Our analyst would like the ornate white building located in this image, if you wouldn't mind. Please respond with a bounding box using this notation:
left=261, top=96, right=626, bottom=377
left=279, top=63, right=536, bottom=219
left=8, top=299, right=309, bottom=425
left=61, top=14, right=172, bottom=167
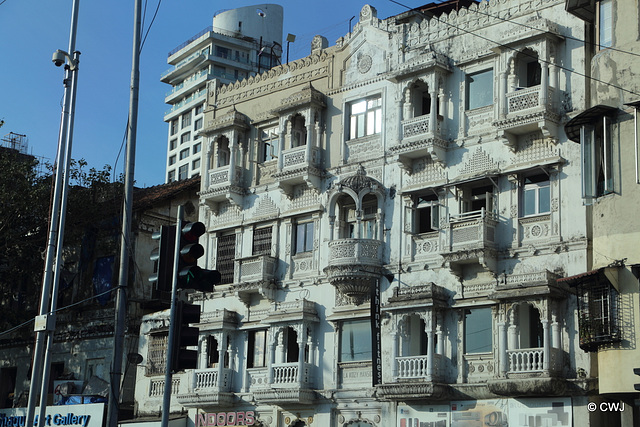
left=136, top=1, right=600, bottom=425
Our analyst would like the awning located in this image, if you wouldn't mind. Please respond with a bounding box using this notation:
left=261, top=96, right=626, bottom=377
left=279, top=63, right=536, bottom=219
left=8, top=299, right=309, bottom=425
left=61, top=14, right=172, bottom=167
left=557, top=266, right=619, bottom=291
left=564, top=104, right=618, bottom=143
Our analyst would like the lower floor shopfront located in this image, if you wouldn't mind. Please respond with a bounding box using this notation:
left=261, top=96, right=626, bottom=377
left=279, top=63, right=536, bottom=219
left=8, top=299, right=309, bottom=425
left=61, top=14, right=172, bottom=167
left=183, top=396, right=596, bottom=427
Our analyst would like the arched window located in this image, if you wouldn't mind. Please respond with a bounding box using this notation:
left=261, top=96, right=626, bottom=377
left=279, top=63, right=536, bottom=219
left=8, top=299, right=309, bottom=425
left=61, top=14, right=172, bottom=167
left=291, top=114, right=307, bottom=147
left=217, top=136, right=230, bottom=167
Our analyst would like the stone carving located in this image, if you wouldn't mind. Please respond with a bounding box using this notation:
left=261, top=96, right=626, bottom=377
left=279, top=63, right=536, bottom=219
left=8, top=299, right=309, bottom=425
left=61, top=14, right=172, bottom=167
left=458, top=147, right=499, bottom=176
left=357, top=53, right=373, bottom=74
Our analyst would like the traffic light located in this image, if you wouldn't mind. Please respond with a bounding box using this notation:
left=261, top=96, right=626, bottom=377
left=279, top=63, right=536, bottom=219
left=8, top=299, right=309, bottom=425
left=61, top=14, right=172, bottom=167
left=171, top=301, right=200, bottom=371
left=177, top=221, right=221, bottom=291
left=149, top=225, right=176, bottom=303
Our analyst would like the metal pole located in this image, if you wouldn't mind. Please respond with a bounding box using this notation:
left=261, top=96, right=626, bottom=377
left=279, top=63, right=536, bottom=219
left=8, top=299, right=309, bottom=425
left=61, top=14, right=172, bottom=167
left=106, top=0, right=141, bottom=424
left=25, top=1, right=80, bottom=425
left=37, top=48, right=81, bottom=421
left=161, top=206, right=184, bottom=427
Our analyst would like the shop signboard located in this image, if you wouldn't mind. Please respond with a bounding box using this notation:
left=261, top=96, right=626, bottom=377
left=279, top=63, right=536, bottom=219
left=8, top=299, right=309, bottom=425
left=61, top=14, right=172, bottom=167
left=195, top=411, right=256, bottom=426
left=0, top=403, right=104, bottom=427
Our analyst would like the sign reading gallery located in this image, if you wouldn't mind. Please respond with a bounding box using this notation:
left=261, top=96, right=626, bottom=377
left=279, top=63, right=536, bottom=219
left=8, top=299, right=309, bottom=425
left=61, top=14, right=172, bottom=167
left=0, top=404, right=104, bottom=427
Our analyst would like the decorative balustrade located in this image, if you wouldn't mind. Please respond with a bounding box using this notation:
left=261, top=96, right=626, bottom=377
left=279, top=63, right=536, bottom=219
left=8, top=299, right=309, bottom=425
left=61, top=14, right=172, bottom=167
left=272, top=363, right=298, bottom=385
left=247, top=367, right=270, bottom=390
left=149, top=378, right=179, bottom=397
left=237, top=255, right=277, bottom=283
left=448, top=209, right=498, bottom=251
left=507, top=347, right=561, bottom=374
left=191, top=367, right=231, bottom=391
left=327, top=238, right=384, bottom=267
left=396, top=354, right=442, bottom=380
left=506, top=86, right=555, bottom=114
left=280, top=145, right=319, bottom=170
left=518, top=214, right=552, bottom=244
left=402, top=114, right=431, bottom=138
left=207, top=165, right=242, bottom=189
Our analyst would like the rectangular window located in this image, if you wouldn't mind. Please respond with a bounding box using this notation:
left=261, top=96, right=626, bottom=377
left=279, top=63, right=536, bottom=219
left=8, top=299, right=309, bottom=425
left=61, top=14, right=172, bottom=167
left=168, top=155, right=176, bottom=166
left=194, top=118, right=203, bottom=131
left=415, top=194, right=440, bottom=233
left=193, top=142, right=201, bottom=154
left=147, top=332, right=168, bottom=375
left=295, top=221, right=314, bottom=254
left=181, top=111, right=192, bottom=128
left=169, top=139, right=177, bottom=151
left=214, top=65, right=226, bottom=79
left=195, top=104, right=204, bottom=115
left=167, top=170, right=175, bottom=182
left=192, top=158, right=200, bottom=171
left=581, top=115, right=614, bottom=203
left=340, top=319, right=372, bottom=362
left=170, top=120, right=178, bottom=136
left=181, top=132, right=191, bottom=144
left=522, top=175, right=550, bottom=216
left=216, top=45, right=231, bottom=59
left=466, top=69, right=494, bottom=110
left=179, top=148, right=189, bottom=160
left=598, top=0, right=613, bottom=49
left=259, top=126, right=279, bottom=163
left=464, top=308, right=492, bottom=354
left=247, top=330, right=267, bottom=368
left=216, top=233, right=236, bottom=284
left=252, top=226, right=272, bottom=256
left=178, top=164, right=188, bottom=180
left=349, top=96, right=382, bottom=140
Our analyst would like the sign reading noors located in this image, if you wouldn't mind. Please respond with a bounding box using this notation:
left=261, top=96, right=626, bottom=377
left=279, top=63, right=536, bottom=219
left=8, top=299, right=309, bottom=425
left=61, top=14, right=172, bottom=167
left=196, top=411, right=256, bottom=427
left=0, top=403, right=104, bottom=427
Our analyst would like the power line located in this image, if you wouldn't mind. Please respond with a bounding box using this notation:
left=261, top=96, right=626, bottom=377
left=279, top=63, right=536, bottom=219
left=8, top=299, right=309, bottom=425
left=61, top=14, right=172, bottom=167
left=387, top=0, right=640, bottom=99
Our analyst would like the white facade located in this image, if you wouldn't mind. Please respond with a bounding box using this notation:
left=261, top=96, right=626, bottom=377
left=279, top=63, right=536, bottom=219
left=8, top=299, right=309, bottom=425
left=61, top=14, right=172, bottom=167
left=138, top=1, right=599, bottom=426
left=163, top=4, right=283, bottom=184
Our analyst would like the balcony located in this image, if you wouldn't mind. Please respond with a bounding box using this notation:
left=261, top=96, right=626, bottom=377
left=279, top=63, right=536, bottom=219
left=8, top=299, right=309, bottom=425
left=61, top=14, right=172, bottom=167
left=248, top=363, right=316, bottom=405
left=396, top=354, right=444, bottom=381
left=233, top=255, right=278, bottom=304
left=201, top=165, right=245, bottom=211
left=494, top=85, right=561, bottom=148
left=324, top=238, right=384, bottom=304
left=442, top=209, right=498, bottom=275
left=507, top=347, right=562, bottom=376
left=377, top=354, right=449, bottom=401
left=161, top=53, right=207, bottom=85
left=390, top=114, right=447, bottom=170
left=273, top=145, right=322, bottom=196
left=176, top=368, right=235, bottom=406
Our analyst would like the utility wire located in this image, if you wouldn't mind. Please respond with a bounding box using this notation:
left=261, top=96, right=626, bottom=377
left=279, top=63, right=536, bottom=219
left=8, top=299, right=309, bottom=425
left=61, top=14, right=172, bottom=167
left=387, top=0, right=640, bottom=99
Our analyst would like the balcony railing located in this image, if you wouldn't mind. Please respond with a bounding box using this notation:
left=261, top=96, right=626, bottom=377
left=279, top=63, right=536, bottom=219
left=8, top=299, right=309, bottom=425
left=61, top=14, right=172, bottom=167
left=396, top=354, right=442, bottom=380
left=272, top=362, right=313, bottom=388
left=207, top=165, right=242, bottom=189
left=149, top=378, right=179, bottom=397
left=401, top=113, right=443, bottom=139
left=327, top=238, right=383, bottom=267
left=507, top=347, right=562, bottom=374
left=280, top=145, right=319, bottom=170
left=192, top=367, right=232, bottom=391
left=237, top=255, right=277, bottom=283
left=506, top=85, right=555, bottom=114
left=448, top=208, right=498, bottom=250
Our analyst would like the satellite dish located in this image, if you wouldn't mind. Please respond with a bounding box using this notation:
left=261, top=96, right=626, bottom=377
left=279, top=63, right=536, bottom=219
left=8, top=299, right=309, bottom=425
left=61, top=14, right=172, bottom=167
left=127, top=352, right=144, bottom=365
left=256, top=8, right=266, bottom=17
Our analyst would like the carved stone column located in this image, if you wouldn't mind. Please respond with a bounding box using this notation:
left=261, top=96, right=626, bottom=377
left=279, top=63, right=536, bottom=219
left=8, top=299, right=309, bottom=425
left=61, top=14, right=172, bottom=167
left=426, top=330, right=435, bottom=380
left=429, top=90, right=438, bottom=134
left=498, top=322, right=507, bottom=376
left=542, top=319, right=550, bottom=372
left=297, top=325, right=308, bottom=387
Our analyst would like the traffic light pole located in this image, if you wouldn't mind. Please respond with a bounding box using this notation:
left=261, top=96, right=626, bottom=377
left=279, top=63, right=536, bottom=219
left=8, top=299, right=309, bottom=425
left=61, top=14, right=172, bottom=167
left=161, top=205, right=183, bottom=427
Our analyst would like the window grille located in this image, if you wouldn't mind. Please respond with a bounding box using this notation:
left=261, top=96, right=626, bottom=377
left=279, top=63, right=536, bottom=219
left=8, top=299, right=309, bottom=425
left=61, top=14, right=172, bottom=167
left=147, top=332, right=168, bottom=375
left=576, top=275, right=621, bottom=352
left=252, top=227, right=272, bottom=256
left=217, top=234, right=236, bottom=284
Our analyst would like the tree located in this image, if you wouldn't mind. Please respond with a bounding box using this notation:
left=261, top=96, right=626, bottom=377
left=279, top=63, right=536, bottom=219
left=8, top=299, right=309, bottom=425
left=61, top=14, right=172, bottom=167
left=0, top=149, right=120, bottom=337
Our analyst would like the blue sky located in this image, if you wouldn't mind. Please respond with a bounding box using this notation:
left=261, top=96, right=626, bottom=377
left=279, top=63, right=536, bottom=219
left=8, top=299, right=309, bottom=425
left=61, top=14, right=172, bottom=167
left=0, top=1, right=415, bottom=187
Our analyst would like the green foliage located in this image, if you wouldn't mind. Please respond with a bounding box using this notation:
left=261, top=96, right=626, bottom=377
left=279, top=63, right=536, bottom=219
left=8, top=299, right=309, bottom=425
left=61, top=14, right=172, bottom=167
left=0, top=150, right=121, bottom=337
